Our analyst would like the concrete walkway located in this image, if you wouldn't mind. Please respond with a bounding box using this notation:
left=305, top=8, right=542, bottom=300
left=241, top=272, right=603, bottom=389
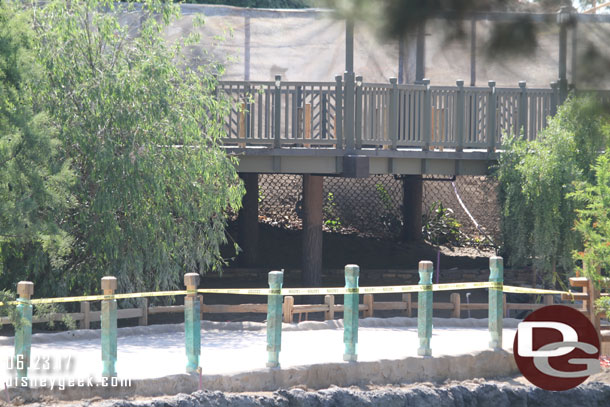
left=0, top=317, right=518, bottom=383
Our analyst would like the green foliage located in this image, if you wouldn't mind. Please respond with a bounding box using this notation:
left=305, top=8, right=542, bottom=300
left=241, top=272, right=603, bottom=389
left=570, top=153, right=610, bottom=314
left=181, top=0, right=310, bottom=8
left=323, top=192, right=342, bottom=232
left=375, top=183, right=402, bottom=236
left=0, top=2, right=74, bottom=284
left=497, top=96, right=609, bottom=284
left=422, top=201, right=463, bottom=247
left=15, top=0, right=245, bottom=296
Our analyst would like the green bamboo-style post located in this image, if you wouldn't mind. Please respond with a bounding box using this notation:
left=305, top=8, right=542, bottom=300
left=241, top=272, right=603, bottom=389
left=343, top=264, right=359, bottom=362
left=266, top=270, right=283, bottom=368
left=417, top=261, right=433, bottom=357
left=184, top=273, right=201, bottom=373
left=101, top=276, right=118, bottom=378
left=15, top=281, right=33, bottom=380
left=489, top=256, right=504, bottom=350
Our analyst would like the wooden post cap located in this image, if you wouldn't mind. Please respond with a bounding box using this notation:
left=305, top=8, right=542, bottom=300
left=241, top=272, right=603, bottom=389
left=184, top=273, right=200, bottom=289
left=17, top=281, right=34, bottom=298
left=101, top=276, right=117, bottom=292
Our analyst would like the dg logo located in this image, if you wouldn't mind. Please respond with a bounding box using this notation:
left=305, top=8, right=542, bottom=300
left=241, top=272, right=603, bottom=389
left=514, top=305, right=602, bottom=391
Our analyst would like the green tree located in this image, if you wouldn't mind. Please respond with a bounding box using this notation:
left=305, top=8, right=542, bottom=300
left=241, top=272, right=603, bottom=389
left=497, top=96, right=609, bottom=285
left=0, top=3, right=74, bottom=292
left=570, top=152, right=610, bottom=314
left=27, top=0, right=244, bottom=296
left=182, top=0, right=309, bottom=7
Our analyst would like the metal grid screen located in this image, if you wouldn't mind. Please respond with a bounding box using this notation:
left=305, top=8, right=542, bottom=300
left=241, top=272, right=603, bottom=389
left=257, top=174, right=500, bottom=245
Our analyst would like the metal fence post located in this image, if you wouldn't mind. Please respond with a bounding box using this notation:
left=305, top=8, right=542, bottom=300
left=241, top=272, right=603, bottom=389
left=15, top=281, right=33, bottom=380
left=355, top=75, right=363, bottom=149
left=344, top=71, right=355, bottom=150
left=550, top=81, right=559, bottom=117
left=343, top=264, right=359, bottom=362
left=456, top=80, right=465, bottom=152
left=487, top=80, right=497, bottom=152
left=422, top=79, right=431, bottom=151
left=184, top=273, right=201, bottom=373
left=389, top=77, right=398, bottom=150
left=335, top=75, right=344, bottom=149
left=518, top=81, right=528, bottom=140
left=101, top=276, right=118, bottom=378
left=489, top=256, right=504, bottom=350
left=417, top=261, right=433, bottom=356
left=273, top=75, right=281, bottom=148
left=266, top=270, right=284, bottom=368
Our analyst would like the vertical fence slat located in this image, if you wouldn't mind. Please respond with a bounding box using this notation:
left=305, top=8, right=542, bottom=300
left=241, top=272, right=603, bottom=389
left=274, top=76, right=281, bottom=148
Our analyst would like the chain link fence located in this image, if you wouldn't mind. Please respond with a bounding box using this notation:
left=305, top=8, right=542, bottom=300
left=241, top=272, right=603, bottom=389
left=257, top=173, right=501, bottom=245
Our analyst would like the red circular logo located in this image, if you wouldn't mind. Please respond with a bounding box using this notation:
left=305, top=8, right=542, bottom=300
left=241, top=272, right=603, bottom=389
left=513, top=305, right=601, bottom=391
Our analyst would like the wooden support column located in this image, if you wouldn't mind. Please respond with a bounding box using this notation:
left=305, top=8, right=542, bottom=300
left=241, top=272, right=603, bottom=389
left=302, top=175, right=324, bottom=298
left=238, top=173, right=259, bottom=266
left=402, top=175, right=423, bottom=242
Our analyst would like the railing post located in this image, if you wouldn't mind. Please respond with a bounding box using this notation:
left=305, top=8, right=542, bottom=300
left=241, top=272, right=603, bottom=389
left=489, top=256, right=504, bottom=350
left=324, top=294, right=335, bottom=320
left=335, top=75, right=344, bottom=149
left=389, top=77, right=398, bottom=150
left=343, top=264, right=359, bottom=361
left=487, top=80, right=497, bottom=152
left=550, top=81, right=559, bottom=117
left=518, top=81, right=528, bottom=140
left=80, top=301, right=91, bottom=329
left=266, top=270, right=284, bottom=368
left=417, top=261, right=433, bottom=356
left=245, top=83, right=251, bottom=141
left=282, top=295, right=294, bottom=323
left=456, top=80, right=465, bottom=152
left=15, top=281, right=33, bottom=380
left=422, top=79, right=431, bottom=151
left=184, top=273, right=201, bottom=373
left=101, top=276, right=118, bottom=378
left=344, top=71, right=355, bottom=150
left=355, top=75, right=363, bottom=149
left=273, top=75, right=281, bottom=148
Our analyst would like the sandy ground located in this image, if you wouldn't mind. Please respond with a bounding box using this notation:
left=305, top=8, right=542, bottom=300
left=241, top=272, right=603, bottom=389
left=0, top=318, right=518, bottom=381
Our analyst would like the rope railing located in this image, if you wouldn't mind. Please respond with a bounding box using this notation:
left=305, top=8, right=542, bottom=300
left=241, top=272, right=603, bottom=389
left=5, top=256, right=583, bottom=381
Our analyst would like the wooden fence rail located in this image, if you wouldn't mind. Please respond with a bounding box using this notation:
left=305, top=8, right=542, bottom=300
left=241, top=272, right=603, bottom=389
left=0, top=291, right=585, bottom=328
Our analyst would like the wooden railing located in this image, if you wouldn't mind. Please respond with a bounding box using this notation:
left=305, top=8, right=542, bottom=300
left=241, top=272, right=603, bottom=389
left=218, top=75, right=574, bottom=152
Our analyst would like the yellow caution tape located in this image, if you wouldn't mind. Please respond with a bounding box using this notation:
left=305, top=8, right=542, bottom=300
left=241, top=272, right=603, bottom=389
left=197, top=288, right=272, bottom=295
left=0, top=282, right=578, bottom=306
left=502, top=285, right=569, bottom=295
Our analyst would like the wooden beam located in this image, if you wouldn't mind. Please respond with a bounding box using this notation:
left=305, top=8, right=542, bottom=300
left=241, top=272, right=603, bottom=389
left=402, top=175, right=423, bottom=241
left=302, top=174, right=324, bottom=302
left=238, top=173, right=259, bottom=266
